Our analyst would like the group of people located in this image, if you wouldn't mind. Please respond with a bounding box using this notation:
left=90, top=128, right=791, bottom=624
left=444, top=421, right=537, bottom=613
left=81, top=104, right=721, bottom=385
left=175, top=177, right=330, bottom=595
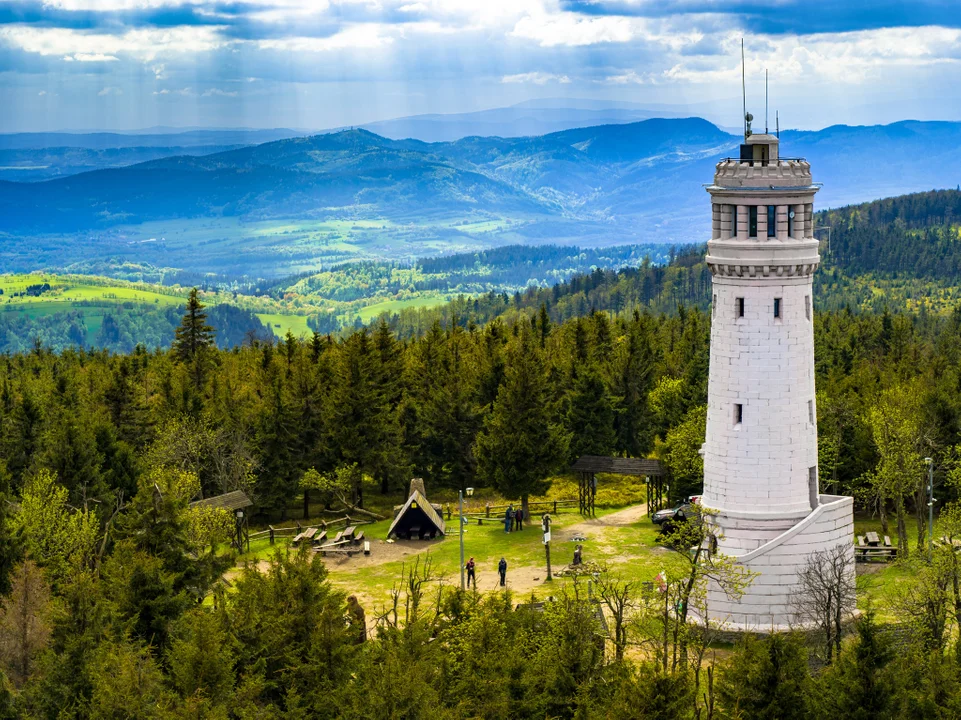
left=503, top=505, right=524, bottom=532
left=465, top=556, right=509, bottom=588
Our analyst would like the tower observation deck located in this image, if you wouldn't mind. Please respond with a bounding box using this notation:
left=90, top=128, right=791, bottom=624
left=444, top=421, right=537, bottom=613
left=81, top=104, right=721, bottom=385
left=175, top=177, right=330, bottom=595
left=701, top=127, right=854, bottom=630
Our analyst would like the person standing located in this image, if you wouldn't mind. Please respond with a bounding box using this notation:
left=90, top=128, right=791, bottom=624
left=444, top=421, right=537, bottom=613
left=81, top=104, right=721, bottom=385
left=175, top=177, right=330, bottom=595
left=515, top=507, right=524, bottom=531
left=466, top=557, right=476, bottom=589
left=498, top=557, right=508, bottom=587
left=504, top=505, right=514, bottom=533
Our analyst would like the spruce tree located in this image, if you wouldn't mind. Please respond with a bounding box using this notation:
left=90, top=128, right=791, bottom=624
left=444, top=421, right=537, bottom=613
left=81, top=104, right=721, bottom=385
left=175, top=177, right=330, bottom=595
left=567, top=366, right=616, bottom=460
left=475, top=328, right=569, bottom=518
left=716, top=633, right=810, bottom=720
left=173, top=289, right=215, bottom=363
left=173, top=289, right=215, bottom=389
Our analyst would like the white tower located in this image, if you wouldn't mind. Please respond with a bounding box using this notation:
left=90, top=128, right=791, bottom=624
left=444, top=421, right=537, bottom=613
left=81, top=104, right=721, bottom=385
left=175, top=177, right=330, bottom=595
left=701, top=121, right=854, bottom=629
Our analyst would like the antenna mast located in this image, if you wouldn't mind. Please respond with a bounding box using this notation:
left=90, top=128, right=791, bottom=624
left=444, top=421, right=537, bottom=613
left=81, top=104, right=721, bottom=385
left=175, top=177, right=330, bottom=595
left=741, top=39, right=747, bottom=139
left=765, top=69, right=769, bottom=134
left=776, top=111, right=779, bottom=139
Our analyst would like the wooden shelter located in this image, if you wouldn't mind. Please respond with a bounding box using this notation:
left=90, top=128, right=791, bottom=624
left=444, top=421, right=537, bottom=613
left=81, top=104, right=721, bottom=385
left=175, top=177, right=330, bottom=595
left=570, top=456, right=665, bottom=517
left=190, top=490, right=253, bottom=552
left=387, top=488, right=446, bottom=540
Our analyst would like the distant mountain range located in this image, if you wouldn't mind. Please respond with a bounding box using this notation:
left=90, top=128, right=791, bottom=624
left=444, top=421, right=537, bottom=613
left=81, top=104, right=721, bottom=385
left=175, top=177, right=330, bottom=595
left=2, top=116, right=961, bottom=277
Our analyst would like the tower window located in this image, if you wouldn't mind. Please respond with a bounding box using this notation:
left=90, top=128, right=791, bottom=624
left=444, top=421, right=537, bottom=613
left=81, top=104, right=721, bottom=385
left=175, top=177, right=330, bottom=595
left=731, top=205, right=738, bottom=236
left=767, top=205, right=776, bottom=237
left=788, top=208, right=795, bottom=237
left=734, top=404, right=743, bottom=425
left=808, top=400, right=814, bottom=423
left=774, top=298, right=781, bottom=318
left=749, top=206, right=758, bottom=238
left=805, top=295, right=811, bottom=320
left=809, top=466, right=819, bottom=509
left=736, top=297, right=744, bottom=318
left=712, top=293, right=717, bottom=317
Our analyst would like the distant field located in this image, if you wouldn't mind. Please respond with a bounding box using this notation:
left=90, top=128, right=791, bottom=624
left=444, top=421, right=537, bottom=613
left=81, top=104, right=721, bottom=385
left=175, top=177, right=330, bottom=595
left=356, top=295, right=449, bottom=323
left=2, top=212, right=525, bottom=279
left=0, top=274, right=183, bottom=307
left=255, top=312, right=313, bottom=338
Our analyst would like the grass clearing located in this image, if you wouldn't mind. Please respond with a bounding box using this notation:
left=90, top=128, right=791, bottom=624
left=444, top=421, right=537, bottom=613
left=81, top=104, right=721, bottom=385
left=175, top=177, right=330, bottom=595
left=255, top=313, right=312, bottom=339
left=356, top=295, right=449, bottom=323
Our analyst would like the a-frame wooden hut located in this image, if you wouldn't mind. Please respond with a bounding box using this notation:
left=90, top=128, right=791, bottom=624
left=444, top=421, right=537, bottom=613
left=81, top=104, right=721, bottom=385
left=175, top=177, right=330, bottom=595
left=387, top=487, right=446, bottom=540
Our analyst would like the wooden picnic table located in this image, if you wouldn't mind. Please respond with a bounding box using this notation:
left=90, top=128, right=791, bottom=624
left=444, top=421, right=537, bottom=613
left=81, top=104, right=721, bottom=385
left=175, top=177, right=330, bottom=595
left=856, top=533, right=896, bottom=562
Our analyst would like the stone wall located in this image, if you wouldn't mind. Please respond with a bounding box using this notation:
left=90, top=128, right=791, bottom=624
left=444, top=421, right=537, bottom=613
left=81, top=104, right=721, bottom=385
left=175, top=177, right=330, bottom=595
left=708, top=494, right=855, bottom=630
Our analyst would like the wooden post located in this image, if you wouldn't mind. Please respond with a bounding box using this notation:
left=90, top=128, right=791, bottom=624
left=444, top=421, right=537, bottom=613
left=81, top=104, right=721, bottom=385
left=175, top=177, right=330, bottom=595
left=553, top=500, right=558, bottom=514
left=269, top=525, right=275, bottom=545
left=486, top=504, right=490, bottom=518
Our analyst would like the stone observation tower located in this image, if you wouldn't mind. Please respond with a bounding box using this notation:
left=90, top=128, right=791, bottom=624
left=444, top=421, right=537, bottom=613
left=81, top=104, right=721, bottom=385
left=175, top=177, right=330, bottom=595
left=700, top=115, right=854, bottom=629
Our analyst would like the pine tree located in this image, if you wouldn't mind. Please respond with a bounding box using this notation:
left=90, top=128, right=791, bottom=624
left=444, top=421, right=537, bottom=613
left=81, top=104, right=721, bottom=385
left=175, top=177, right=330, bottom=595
left=567, top=365, right=616, bottom=460
left=613, top=313, right=655, bottom=457
left=813, top=609, right=895, bottom=720
left=173, top=289, right=215, bottom=363
left=475, top=328, right=570, bottom=518
left=172, top=289, right=215, bottom=388
left=716, top=633, right=810, bottom=720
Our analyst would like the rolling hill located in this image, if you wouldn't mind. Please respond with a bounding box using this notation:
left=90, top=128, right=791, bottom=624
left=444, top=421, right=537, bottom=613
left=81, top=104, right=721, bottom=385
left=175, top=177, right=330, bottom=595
left=2, top=118, right=961, bottom=278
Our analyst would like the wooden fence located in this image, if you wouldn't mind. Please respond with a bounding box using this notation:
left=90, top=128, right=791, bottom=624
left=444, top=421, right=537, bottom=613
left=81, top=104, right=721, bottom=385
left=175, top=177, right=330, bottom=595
left=444, top=499, right=578, bottom=523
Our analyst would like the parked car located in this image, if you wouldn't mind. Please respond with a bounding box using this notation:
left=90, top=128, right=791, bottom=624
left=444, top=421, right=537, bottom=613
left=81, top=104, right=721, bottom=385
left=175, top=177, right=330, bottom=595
left=652, top=503, right=693, bottom=527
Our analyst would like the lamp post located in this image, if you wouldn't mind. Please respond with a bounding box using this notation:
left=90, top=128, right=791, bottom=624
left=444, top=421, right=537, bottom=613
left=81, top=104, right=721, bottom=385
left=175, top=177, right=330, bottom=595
left=925, top=457, right=934, bottom=562
left=459, top=487, right=474, bottom=591
left=542, top=513, right=553, bottom=581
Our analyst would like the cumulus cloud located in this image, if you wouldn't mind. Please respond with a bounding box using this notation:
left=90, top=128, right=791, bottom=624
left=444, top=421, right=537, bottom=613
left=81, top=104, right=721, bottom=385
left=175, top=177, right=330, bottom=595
left=97, top=86, right=122, bottom=95
left=2, top=0, right=961, bottom=130
left=502, top=71, right=572, bottom=84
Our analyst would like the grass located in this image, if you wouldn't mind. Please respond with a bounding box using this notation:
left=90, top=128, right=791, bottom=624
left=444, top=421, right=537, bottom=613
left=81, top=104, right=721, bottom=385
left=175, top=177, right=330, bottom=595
left=236, top=473, right=681, bottom=611
left=255, top=313, right=313, bottom=339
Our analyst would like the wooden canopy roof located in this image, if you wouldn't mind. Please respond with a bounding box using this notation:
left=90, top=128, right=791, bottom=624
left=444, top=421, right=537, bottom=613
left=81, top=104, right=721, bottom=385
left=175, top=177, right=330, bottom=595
left=570, top=456, right=665, bottom=476
left=387, top=489, right=446, bottom=539
left=189, top=490, right=253, bottom=512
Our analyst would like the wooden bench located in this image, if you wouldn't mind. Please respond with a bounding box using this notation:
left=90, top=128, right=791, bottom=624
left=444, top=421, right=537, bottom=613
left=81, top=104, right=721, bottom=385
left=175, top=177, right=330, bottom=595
left=343, top=526, right=357, bottom=541
left=292, top=527, right=317, bottom=547
left=331, top=531, right=344, bottom=545
left=313, top=530, right=327, bottom=546
left=408, top=525, right=421, bottom=540
left=353, top=530, right=365, bottom=546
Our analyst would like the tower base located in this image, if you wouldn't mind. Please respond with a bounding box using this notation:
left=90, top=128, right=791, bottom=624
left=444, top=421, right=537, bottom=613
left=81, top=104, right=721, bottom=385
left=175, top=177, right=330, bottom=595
left=707, top=494, right=854, bottom=631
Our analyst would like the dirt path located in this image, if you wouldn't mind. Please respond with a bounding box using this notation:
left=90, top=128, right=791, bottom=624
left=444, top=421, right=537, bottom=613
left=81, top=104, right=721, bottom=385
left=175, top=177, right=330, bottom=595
left=468, top=503, right=657, bottom=597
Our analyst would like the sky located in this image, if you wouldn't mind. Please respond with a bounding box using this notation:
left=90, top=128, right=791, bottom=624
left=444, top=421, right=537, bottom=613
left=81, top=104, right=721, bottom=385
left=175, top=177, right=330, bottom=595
left=2, top=0, right=961, bottom=132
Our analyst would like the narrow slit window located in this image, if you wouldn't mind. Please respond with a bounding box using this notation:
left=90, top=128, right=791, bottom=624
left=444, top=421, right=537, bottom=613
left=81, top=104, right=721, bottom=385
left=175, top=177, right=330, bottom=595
left=736, top=297, right=744, bottom=318
left=731, top=205, right=738, bottom=236
left=809, top=466, right=819, bottom=509
left=734, top=403, right=743, bottom=425
left=805, top=295, right=811, bottom=320
left=788, top=208, right=795, bottom=237
left=767, top=205, right=776, bottom=237
left=712, top=293, right=717, bottom=317
left=774, top=297, right=781, bottom=318
left=748, top=206, right=758, bottom=237
left=808, top=400, right=814, bottom=424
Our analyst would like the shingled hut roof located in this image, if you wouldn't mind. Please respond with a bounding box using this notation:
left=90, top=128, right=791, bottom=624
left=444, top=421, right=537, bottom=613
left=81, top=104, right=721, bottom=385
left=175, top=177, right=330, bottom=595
left=387, top=488, right=446, bottom=540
